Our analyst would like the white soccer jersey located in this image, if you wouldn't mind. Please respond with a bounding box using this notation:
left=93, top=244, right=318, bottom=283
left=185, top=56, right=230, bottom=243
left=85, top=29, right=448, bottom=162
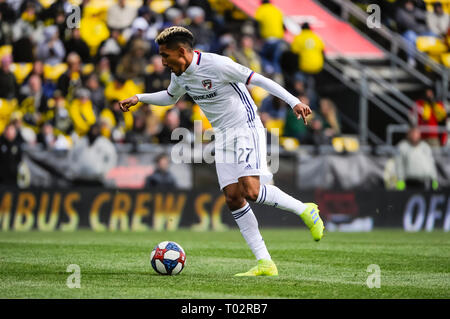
left=136, top=50, right=302, bottom=189
left=167, top=50, right=259, bottom=130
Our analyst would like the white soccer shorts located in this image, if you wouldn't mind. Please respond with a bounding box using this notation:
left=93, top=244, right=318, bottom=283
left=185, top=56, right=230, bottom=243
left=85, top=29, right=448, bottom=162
left=214, top=119, right=273, bottom=190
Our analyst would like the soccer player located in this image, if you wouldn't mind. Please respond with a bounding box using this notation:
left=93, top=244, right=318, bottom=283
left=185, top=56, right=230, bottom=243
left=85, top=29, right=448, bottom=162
left=119, top=26, right=324, bottom=276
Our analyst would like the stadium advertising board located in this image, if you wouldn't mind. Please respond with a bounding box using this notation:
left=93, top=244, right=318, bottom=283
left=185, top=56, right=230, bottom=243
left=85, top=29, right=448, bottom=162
left=0, top=188, right=449, bottom=232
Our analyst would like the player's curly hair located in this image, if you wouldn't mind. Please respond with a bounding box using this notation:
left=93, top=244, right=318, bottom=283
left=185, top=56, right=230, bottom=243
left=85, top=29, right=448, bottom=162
left=156, top=26, right=194, bottom=50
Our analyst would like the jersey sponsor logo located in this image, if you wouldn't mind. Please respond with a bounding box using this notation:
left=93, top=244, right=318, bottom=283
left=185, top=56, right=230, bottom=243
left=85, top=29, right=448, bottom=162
left=202, top=79, right=212, bottom=90
left=191, top=91, right=217, bottom=101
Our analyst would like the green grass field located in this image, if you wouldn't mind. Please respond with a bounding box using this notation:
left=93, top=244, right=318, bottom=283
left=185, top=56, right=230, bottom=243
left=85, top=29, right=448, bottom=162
left=0, top=229, right=449, bottom=299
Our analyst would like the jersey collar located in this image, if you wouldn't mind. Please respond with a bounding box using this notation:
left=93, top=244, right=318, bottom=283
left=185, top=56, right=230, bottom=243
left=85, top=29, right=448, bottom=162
left=183, top=50, right=201, bottom=75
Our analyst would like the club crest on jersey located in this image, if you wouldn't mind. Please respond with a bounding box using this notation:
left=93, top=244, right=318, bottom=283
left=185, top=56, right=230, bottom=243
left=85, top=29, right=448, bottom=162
left=202, top=79, right=212, bottom=90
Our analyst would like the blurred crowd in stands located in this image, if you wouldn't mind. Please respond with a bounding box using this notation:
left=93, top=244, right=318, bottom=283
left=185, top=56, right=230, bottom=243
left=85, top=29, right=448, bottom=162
left=356, top=0, right=450, bottom=67
left=0, top=0, right=338, bottom=157
left=353, top=0, right=449, bottom=145
left=0, top=0, right=448, bottom=190
left=355, top=0, right=449, bottom=190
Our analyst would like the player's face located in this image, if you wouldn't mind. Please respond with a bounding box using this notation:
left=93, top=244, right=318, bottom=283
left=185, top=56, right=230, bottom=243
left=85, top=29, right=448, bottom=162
left=159, top=44, right=185, bottom=76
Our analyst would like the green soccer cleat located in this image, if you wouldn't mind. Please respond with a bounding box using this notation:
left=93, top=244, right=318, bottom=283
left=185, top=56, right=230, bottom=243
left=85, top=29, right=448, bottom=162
left=234, top=259, right=279, bottom=277
left=300, top=203, right=324, bottom=241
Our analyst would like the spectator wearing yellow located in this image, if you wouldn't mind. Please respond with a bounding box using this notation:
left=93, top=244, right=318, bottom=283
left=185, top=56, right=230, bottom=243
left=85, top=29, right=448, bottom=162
left=416, top=88, right=447, bottom=147
left=99, top=99, right=133, bottom=142
left=255, top=0, right=284, bottom=40
left=291, top=23, right=325, bottom=75
left=104, top=76, right=142, bottom=105
left=0, top=99, right=16, bottom=135
left=69, top=88, right=96, bottom=136
left=255, top=0, right=285, bottom=74
left=291, top=23, right=325, bottom=95
left=20, top=1, right=39, bottom=26
left=80, top=5, right=110, bottom=57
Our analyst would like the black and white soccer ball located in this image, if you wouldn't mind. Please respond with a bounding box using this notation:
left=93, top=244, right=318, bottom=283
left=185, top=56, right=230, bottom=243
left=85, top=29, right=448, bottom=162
left=150, top=241, right=186, bottom=275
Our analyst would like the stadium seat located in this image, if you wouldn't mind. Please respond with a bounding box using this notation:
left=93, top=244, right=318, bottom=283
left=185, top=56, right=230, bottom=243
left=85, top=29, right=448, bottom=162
left=280, top=137, right=299, bottom=151
left=416, top=36, right=448, bottom=55
left=10, top=63, right=33, bottom=85
left=332, top=137, right=345, bottom=153
left=265, top=119, right=284, bottom=136
left=332, top=136, right=360, bottom=153
left=43, top=63, right=68, bottom=82
left=343, top=136, right=360, bottom=152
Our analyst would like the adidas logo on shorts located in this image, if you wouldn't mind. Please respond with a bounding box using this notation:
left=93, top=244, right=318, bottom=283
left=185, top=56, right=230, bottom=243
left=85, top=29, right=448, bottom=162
left=245, top=164, right=252, bottom=170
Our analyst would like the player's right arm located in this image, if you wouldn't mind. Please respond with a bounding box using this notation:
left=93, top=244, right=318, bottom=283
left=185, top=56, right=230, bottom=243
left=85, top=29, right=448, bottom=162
left=119, top=74, right=186, bottom=112
left=119, top=91, right=180, bottom=112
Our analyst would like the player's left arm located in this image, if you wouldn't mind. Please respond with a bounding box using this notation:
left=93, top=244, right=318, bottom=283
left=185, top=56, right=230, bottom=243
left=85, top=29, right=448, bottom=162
left=218, top=56, right=312, bottom=124
left=249, top=72, right=311, bottom=124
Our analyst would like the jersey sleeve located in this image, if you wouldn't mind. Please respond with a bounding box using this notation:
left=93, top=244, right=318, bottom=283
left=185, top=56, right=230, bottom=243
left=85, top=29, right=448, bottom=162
left=167, top=73, right=186, bottom=99
left=216, top=55, right=255, bottom=85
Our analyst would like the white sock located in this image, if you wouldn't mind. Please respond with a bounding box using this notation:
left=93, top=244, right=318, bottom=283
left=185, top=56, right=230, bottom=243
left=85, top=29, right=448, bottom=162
left=232, top=203, right=271, bottom=261
left=256, top=184, right=307, bottom=215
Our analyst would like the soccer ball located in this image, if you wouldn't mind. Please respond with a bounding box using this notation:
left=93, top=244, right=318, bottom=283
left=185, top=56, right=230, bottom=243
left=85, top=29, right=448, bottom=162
left=150, top=241, right=186, bottom=275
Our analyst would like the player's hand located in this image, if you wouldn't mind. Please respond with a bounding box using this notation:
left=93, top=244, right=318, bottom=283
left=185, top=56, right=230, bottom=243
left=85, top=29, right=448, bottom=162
left=293, top=102, right=312, bottom=125
left=119, top=95, right=139, bottom=112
